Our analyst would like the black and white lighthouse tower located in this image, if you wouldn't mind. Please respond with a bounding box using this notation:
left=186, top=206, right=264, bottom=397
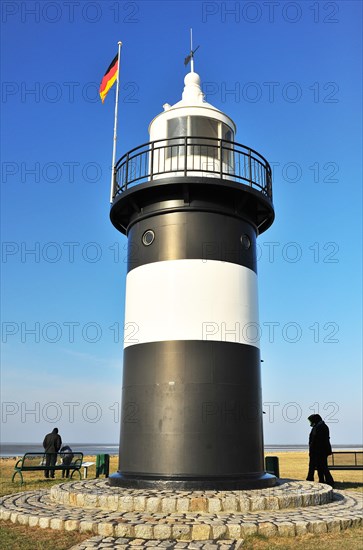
left=109, top=62, right=275, bottom=489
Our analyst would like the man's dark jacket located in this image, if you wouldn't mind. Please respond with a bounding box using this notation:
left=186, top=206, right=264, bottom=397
left=43, top=429, right=62, bottom=453
left=308, top=414, right=332, bottom=457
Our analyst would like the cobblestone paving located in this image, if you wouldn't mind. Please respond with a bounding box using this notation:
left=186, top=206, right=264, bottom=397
left=0, top=486, right=363, bottom=550
left=50, top=479, right=333, bottom=512
left=1, top=484, right=362, bottom=542
left=69, top=536, right=245, bottom=549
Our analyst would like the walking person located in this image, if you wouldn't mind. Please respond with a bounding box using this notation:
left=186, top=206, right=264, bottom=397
left=43, top=427, right=62, bottom=478
left=306, top=414, right=335, bottom=487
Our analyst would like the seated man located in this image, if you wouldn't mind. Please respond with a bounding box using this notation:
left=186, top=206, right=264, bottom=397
left=60, top=445, right=74, bottom=478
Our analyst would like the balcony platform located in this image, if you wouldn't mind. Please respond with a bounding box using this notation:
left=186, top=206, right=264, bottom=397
left=110, top=137, right=274, bottom=236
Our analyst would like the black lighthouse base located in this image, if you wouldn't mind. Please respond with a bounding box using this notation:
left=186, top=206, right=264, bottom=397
left=108, top=471, right=276, bottom=490
left=110, top=341, right=276, bottom=491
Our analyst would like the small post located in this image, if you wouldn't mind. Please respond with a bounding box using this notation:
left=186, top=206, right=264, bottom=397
left=150, top=141, right=154, bottom=181
left=248, top=149, right=252, bottom=186
left=184, top=136, right=188, bottom=177
left=219, top=139, right=223, bottom=178
left=125, top=152, right=129, bottom=189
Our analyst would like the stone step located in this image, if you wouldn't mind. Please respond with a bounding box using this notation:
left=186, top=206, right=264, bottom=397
left=1, top=486, right=362, bottom=540
left=50, top=479, right=333, bottom=513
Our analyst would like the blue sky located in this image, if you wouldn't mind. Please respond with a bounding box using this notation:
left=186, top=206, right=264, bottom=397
left=1, top=0, right=362, bottom=447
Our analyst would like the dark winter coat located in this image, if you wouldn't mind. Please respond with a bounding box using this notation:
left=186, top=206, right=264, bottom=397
left=60, top=445, right=74, bottom=466
left=308, top=415, right=332, bottom=457
left=43, top=429, right=62, bottom=453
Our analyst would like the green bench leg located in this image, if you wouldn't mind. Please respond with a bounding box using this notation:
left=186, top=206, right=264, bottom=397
left=12, top=470, right=24, bottom=484
left=70, top=469, right=82, bottom=480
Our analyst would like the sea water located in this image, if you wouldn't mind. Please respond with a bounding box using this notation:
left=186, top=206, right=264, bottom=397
left=0, top=443, right=361, bottom=457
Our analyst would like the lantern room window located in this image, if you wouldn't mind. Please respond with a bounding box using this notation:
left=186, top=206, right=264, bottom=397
left=166, top=117, right=234, bottom=160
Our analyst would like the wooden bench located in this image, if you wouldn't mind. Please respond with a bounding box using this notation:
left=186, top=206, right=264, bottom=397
left=12, top=452, right=84, bottom=484
left=327, top=451, right=363, bottom=470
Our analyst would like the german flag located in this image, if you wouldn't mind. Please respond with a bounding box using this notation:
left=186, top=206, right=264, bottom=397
left=99, top=53, right=118, bottom=103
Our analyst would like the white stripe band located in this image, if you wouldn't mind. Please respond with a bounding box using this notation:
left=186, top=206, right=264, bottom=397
left=124, top=259, right=260, bottom=348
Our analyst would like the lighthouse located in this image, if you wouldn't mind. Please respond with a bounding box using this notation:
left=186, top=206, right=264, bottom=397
left=109, top=62, right=275, bottom=489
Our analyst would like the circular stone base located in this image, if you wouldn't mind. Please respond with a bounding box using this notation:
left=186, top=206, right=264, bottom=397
left=50, top=478, right=333, bottom=512
left=1, top=481, right=362, bottom=541
left=108, top=472, right=277, bottom=490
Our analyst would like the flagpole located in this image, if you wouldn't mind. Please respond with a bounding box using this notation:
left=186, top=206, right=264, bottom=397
left=190, top=28, right=194, bottom=73
left=110, top=40, right=123, bottom=203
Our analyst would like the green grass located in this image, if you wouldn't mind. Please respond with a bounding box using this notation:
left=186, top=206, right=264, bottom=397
left=0, top=521, right=88, bottom=550
left=242, top=528, right=363, bottom=549
left=264, top=452, right=363, bottom=491
left=2, top=524, right=363, bottom=550
left=0, top=456, right=103, bottom=498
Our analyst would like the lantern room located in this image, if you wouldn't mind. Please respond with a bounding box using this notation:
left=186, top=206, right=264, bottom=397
left=148, top=71, right=236, bottom=180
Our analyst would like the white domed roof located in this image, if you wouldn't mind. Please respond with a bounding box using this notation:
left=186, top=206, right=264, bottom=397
left=184, top=72, right=201, bottom=86
left=148, top=69, right=236, bottom=135
left=172, top=70, right=215, bottom=109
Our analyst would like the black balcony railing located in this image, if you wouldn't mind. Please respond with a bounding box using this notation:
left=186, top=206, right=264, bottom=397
left=112, top=136, right=272, bottom=202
